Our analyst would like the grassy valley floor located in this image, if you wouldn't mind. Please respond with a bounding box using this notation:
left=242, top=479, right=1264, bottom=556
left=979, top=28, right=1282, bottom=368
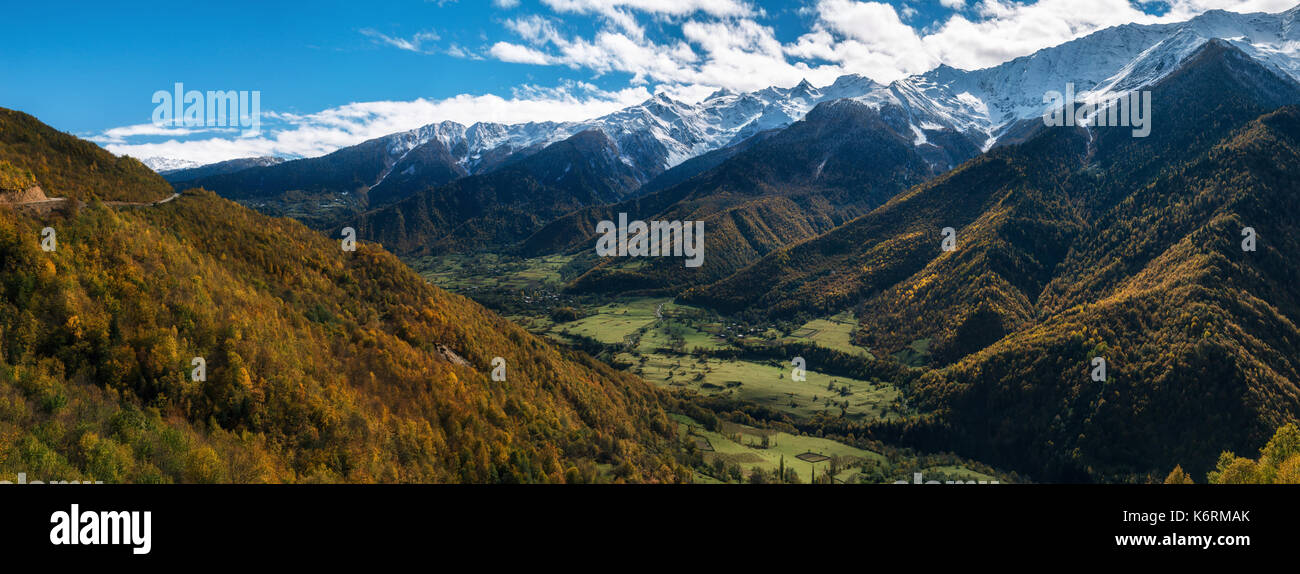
left=410, top=252, right=1006, bottom=483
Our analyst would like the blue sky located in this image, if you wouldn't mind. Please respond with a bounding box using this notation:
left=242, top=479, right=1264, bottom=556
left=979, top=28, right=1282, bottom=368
left=1, top=0, right=1292, bottom=164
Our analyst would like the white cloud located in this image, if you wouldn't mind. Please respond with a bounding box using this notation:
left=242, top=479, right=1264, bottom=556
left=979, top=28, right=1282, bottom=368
left=495, top=13, right=844, bottom=92
left=795, top=0, right=936, bottom=81
left=504, top=15, right=567, bottom=46
left=1162, top=0, right=1300, bottom=19
left=445, top=43, right=481, bottom=59
left=498, top=0, right=1298, bottom=88
left=493, top=0, right=521, bottom=8
left=541, top=0, right=755, bottom=18
left=921, top=0, right=1162, bottom=70
left=361, top=29, right=441, bottom=54
left=677, top=19, right=845, bottom=89
left=783, top=0, right=1298, bottom=77
left=93, top=123, right=211, bottom=144
left=490, top=41, right=554, bottom=64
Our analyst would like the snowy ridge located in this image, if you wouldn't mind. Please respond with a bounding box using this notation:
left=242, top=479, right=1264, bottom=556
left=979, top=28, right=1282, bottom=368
left=416, top=5, right=1299, bottom=185
left=886, top=6, right=1300, bottom=146
left=359, top=77, right=856, bottom=188
left=141, top=156, right=201, bottom=172
left=155, top=6, right=1300, bottom=185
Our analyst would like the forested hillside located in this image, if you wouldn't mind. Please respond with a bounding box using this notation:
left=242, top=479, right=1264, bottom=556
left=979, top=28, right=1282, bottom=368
left=0, top=109, right=171, bottom=203
left=896, top=106, right=1300, bottom=481
left=679, top=42, right=1300, bottom=481
left=533, top=98, right=980, bottom=295
left=1199, top=423, right=1300, bottom=484
left=346, top=129, right=643, bottom=255
left=0, top=109, right=683, bottom=483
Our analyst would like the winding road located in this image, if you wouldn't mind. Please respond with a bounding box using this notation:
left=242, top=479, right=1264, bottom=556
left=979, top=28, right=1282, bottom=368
left=104, top=192, right=181, bottom=207
left=3, top=192, right=181, bottom=211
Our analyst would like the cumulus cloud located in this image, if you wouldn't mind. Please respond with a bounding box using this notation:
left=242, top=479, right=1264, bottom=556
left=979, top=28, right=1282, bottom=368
left=793, top=0, right=1299, bottom=74
left=793, top=0, right=936, bottom=81
left=495, top=0, right=1297, bottom=86
left=678, top=19, right=844, bottom=89
left=490, top=41, right=554, bottom=64
left=1161, top=0, right=1299, bottom=19
left=496, top=12, right=842, bottom=91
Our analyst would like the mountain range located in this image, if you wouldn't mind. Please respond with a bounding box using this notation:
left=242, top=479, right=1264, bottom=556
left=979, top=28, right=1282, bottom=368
left=161, top=156, right=285, bottom=182
left=166, top=77, right=858, bottom=228
left=166, top=7, right=1299, bottom=206
left=516, top=6, right=1300, bottom=297
left=169, top=6, right=1299, bottom=267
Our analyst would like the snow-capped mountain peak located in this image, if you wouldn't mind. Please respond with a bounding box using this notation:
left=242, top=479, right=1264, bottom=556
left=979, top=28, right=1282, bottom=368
left=889, top=6, right=1300, bottom=144
left=357, top=74, right=860, bottom=189
left=140, top=156, right=201, bottom=172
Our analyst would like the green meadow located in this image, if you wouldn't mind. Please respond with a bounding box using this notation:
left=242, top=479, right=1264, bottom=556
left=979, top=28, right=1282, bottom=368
left=673, top=414, right=885, bottom=484
left=546, top=297, right=902, bottom=421
left=414, top=253, right=573, bottom=291
left=551, top=297, right=671, bottom=345
left=629, top=350, right=902, bottom=421
left=784, top=311, right=874, bottom=359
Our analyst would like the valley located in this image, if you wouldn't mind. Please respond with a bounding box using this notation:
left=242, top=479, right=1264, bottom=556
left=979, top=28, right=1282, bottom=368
left=409, top=252, right=998, bottom=483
